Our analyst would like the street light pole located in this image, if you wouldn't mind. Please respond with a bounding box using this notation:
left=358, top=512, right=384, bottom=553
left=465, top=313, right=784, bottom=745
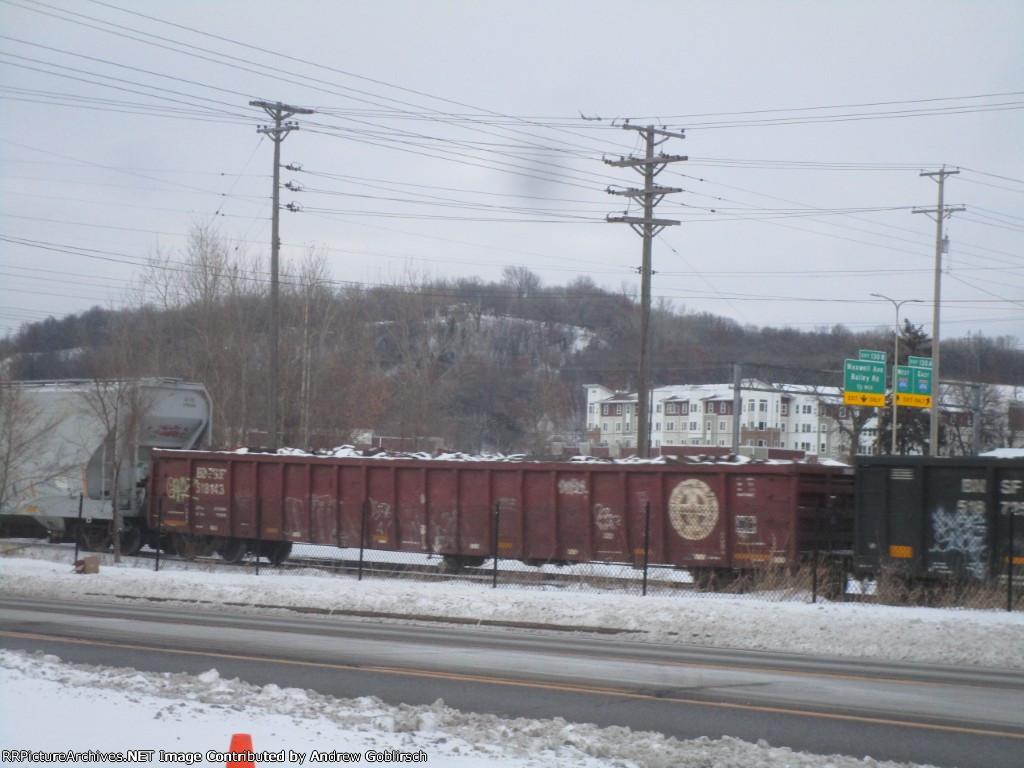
left=871, top=293, right=922, bottom=455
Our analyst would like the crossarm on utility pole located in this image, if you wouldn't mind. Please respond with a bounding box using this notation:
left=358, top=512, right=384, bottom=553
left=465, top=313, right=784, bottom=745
left=604, top=124, right=687, bottom=457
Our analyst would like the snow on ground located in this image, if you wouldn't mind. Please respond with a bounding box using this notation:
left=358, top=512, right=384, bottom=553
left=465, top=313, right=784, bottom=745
left=2, top=551, right=1022, bottom=768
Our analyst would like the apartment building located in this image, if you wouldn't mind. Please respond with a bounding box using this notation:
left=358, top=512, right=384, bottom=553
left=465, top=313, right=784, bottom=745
left=584, top=380, right=847, bottom=459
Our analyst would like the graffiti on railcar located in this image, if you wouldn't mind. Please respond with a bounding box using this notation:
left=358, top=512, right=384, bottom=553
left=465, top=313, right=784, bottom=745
left=594, top=504, right=622, bottom=540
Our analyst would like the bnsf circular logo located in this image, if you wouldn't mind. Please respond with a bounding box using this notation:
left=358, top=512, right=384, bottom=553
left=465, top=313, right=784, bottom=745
left=668, top=479, right=720, bottom=540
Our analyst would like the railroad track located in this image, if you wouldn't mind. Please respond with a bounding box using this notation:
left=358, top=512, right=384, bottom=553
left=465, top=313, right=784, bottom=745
left=3, top=538, right=697, bottom=593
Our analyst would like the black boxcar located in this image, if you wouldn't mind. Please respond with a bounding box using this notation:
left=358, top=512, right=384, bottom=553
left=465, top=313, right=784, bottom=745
left=854, top=455, right=1024, bottom=580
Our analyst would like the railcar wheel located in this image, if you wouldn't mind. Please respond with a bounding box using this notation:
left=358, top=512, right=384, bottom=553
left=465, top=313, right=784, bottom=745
left=218, top=538, right=247, bottom=564
left=171, top=533, right=206, bottom=560
left=441, top=554, right=486, bottom=571
left=440, top=555, right=464, bottom=573
left=119, top=524, right=144, bottom=556
left=78, top=524, right=112, bottom=552
left=260, top=541, right=292, bottom=566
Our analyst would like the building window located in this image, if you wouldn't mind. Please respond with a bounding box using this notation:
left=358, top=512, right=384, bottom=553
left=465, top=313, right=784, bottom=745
left=615, top=423, right=622, bottom=431
left=781, top=403, right=788, bottom=416
left=719, top=402, right=727, bottom=414
left=616, top=404, right=622, bottom=415
left=719, top=421, right=725, bottom=431
left=666, top=422, right=675, bottom=431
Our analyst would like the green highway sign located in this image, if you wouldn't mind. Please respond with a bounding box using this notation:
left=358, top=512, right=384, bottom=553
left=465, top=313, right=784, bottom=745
left=859, top=349, right=886, bottom=364
left=896, top=365, right=913, bottom=394
left=896, top=358, right=933, bottom=408
left=844, top=358, right=886, bottom=407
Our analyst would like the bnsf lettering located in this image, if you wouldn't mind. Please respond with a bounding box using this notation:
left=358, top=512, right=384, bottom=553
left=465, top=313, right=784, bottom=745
left=196, top=466, right=227, bottom=481
left=1000, top=479, right=1023, bottom=496
left=961, top=478, right=986, bottom=494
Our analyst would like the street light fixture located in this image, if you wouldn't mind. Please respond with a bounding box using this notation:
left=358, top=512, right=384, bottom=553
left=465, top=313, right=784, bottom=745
left=872, top=293, right=923, bottom=454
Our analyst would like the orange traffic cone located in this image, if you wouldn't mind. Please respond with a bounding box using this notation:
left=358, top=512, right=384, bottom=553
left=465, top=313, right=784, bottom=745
left=226, top=733, right=254, bottom=768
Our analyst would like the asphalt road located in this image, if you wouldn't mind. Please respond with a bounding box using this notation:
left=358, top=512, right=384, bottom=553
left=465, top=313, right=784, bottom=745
left=1, top=595, right=1022, bottom=768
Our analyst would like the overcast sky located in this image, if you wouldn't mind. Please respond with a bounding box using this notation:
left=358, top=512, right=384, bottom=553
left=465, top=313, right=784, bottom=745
left=1, top=0, right=1022, bottom=349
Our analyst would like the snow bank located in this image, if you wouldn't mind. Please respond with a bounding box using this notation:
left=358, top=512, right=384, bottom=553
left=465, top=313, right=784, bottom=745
left=1, top=554, right=1021, bottom=669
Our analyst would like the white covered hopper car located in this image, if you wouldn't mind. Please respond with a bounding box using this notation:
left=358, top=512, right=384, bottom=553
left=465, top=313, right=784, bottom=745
left=0, top=378, right=212, bottom=552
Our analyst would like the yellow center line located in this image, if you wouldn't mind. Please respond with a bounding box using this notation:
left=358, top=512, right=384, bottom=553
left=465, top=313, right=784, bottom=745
left=3, top=630, right=1021, bottom=742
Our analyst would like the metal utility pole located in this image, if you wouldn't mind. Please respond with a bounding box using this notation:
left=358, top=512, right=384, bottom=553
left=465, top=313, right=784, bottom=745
left=913, top=166, right=964, bottom=456
left=250, top=100, right=314, bottom=449
left=871, top=293, right=922, bottom=454
left=605, top=124, right=687, bottom=457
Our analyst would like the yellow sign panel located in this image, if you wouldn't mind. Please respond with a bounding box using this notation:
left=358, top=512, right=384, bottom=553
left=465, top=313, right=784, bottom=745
left=889, top=545, right=914, bottom=559
left=843, top=391, right=885, bottom=407
left=896, top=393, right=932, bottom=408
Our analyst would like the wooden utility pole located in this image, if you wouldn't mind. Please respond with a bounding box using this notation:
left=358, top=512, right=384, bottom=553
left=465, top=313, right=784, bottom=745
left=250, top=100, right=314, bottom=449
left=605, top=124, right=686, bottom=457
left=913, top=166, right=964, bottom=456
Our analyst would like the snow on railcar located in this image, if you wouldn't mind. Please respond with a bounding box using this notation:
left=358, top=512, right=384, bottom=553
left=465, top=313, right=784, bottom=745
left=147, top=447, right=855, bottom=571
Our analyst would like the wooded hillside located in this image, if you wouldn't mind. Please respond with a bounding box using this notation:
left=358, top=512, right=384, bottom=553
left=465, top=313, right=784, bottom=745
left=2, top=228, right=1021, bottom=453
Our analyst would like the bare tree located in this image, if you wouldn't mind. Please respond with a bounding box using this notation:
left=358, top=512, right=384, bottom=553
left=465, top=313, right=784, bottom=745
left=76, top=379, right=152, bottom=562
left=376, top=272, right=454, bottom=445
left=0, top=379, right=71, bottom=520
left=943, top=381, right=1004, bottom=456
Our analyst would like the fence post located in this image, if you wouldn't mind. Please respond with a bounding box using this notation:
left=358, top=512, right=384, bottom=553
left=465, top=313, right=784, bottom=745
left=492, top=502, right=500, bottom=590
left=1010, top=511, right=1017, bottom=613
left=255, top=499, right=262, bottom=576
left=358, top=499, right=368, bottom=582
left=73, top=493, right=84, bottom=565
left=642, top=501, right=651, bottom=596
left=812, top=506, right=820, bottom=604
left=154, top=497, right=162, bottom=572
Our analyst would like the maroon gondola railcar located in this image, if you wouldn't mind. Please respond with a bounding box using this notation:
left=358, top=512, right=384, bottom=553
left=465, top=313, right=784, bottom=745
left=146, top=449, right=854, bottom=571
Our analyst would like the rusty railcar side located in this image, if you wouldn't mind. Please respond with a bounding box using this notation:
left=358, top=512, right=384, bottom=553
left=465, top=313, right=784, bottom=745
left=147, top=450, right=854, bottom=570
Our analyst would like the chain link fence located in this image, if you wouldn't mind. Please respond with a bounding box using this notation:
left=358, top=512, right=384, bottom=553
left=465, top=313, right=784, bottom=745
left=2, top=496, right=1021, bottom=612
